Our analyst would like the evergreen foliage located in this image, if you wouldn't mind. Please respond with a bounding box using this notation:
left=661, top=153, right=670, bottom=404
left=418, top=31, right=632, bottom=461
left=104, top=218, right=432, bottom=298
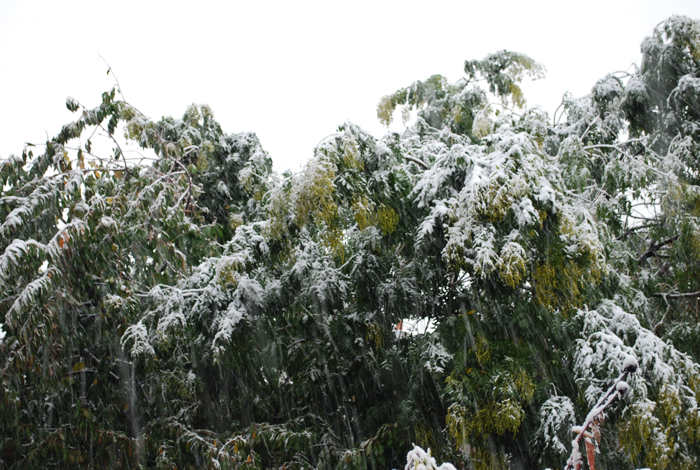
left=2, top=15, right=700, bottom=470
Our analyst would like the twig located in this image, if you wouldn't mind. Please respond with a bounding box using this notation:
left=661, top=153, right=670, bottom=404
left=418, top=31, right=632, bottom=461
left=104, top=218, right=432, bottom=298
left=165, top=155, right=194, bottom=212
left=580, top=116, right=600, bottom=141
left=98, top=53, right=125, bottom=102
left=653, top=305, right=672, bottom=333
left=96, top=122, right=133, bottom=177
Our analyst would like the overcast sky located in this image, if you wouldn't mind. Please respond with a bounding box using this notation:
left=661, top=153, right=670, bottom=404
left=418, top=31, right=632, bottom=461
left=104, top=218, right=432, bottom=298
left=2, top=0, right=700, bottom=173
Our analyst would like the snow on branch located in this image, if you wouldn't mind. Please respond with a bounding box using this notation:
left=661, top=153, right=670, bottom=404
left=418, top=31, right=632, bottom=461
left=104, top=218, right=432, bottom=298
left=121, top=320, right=155, bottom=358
left=565, top=357, right=637, bottom=470
left=405, top=445, right=457, bottom=470
left=0, top=239, right=46, bottom=286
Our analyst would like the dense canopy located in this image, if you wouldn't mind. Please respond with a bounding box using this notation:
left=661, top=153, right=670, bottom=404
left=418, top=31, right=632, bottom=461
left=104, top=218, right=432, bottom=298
left=2, top=15, right=700, bottom=470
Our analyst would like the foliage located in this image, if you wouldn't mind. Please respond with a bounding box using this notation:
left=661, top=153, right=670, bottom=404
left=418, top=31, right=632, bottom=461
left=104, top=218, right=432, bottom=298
left=2, top=15, right=700, bottom=470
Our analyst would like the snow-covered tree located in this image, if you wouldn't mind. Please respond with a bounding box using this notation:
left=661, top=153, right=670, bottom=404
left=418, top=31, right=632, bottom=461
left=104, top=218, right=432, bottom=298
left=1, top=15, right=700, bottom=470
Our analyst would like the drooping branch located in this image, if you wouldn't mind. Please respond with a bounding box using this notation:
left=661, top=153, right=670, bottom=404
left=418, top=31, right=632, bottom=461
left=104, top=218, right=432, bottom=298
left=404, top=156, right=429, bottom=170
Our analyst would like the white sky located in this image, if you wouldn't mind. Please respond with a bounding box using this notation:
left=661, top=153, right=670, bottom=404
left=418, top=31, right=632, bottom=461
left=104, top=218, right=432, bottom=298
left=1, top=0, right=700, bottom=173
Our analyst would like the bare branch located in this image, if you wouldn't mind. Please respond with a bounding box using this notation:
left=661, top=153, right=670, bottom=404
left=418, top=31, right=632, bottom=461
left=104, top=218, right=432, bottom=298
left=650, top=291, right=700, bottom=299
left=639, top=234, right=679, bottom=266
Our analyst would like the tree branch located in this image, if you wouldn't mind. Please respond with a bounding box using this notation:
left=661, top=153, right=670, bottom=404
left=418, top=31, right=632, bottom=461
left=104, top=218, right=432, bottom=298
left=564, top=359, right=637, bottom=470
left=650, top=291, right=700, bottom=299
left=617, top=221, right=664, bottom=240
left=639, top=234, right=679, bottom=266
left=653, top=305, right=672, bottom=334
left=404, top=156, right=428, bottom=170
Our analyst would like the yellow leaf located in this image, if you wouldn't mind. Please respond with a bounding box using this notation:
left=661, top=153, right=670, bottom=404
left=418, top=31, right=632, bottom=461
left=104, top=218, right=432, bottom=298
left=72, top=362, right=84, bottom=372
left=124, top=404, right=129, bottom=411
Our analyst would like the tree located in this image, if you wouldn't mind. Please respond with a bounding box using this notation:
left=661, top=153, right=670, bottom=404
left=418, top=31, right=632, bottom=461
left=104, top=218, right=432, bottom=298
left=1, top=15, right=700, bottom=470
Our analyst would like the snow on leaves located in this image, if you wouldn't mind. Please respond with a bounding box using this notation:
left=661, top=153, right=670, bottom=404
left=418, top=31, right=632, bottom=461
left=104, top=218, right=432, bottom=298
left=0, top=180, right=62, bottom=240
left=289, top=241, right=349, bottom=313
left=0, top=238, right=45, bottom=287
left=405, top=445, right=457, bottom=470
left=417, top=114, right=607, bottom=299
left=4, top=16, right=700, bottom=470
left=121, top=320, right=155, bottom=357
left=575, top=301, right=699, bottom=405
left=534, top=396, right=577, bottom=458
left=575, top=301, right=700, bottom=469
left=5, top=266, right=59, bottom=325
